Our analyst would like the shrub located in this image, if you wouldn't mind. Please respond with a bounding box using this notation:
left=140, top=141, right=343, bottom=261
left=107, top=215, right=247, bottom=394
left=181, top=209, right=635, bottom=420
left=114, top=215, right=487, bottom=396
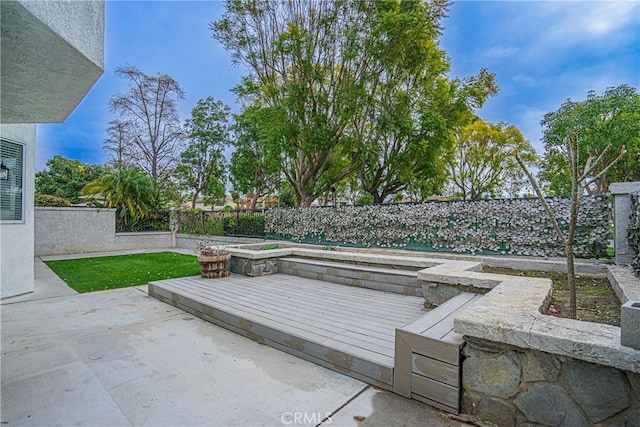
left=237, top=215, right=265, bottom=236
left=35, top=193, right=71, bottom=207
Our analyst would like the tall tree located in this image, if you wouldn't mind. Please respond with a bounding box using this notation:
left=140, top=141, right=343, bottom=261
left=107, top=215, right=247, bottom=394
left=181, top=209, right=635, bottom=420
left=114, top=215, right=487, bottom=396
left=109, top=66, right=185, bottom=183
left=35, top=155, right=105, bottom=203
left=175, top=97, right=230, bottom=209
left=354, top=0, right=497, bottom=203
left=214, top=1, right=494, bottom=206
left=229, top=108, right=281, bottom=210
left=539, top=84, right=640, bottom=195
left=213, top=1, right=371, bottom=206
left=449, top=119, right=537, bottom=199
left=103, top=120, right=136, bottom=167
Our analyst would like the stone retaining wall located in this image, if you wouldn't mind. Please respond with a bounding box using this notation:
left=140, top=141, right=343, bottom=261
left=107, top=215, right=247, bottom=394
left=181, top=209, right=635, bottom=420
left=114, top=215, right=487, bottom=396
left=462, top=337, right=639, bottom=426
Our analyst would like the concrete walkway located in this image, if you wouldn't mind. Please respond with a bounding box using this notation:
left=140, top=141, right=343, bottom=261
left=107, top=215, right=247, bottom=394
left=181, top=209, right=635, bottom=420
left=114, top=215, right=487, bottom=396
left=1, top=256, right=467, bottom=426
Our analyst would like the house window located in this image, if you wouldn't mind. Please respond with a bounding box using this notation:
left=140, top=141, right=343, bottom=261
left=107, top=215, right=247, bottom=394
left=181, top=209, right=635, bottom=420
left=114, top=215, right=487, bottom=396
left=0, top=139, right=24, bottom=222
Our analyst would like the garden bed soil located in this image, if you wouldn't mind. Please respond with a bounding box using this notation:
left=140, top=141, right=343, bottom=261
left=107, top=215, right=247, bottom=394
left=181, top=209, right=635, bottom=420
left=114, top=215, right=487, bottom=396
left=483, top=266, right=620, bottom=326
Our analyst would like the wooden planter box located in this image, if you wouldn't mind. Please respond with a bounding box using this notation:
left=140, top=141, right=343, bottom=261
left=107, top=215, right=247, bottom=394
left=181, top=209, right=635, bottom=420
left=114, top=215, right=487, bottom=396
left=198, top=253, right=231, bottom=278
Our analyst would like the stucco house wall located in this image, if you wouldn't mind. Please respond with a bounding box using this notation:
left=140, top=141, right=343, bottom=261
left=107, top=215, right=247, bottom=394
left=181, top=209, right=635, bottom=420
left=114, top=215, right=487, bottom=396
left=0, top=124, right=36, bottom=298
left=0, top=0, right=104, bottom=299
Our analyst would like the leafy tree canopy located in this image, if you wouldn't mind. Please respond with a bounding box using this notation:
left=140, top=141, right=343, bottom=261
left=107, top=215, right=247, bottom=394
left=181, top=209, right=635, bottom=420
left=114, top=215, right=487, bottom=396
left=229, top=107, right=282, bottom=209
left=35, top=155, right=105, bottom=204
left=175, top=97, right=231, bottom=208
left=82, top=166, right=159, bottom=229
left=539, top=84, right=640, bottom=195
left=213, top=0, right=493, bottom=206
left=449, top=119, right=537, bottom=199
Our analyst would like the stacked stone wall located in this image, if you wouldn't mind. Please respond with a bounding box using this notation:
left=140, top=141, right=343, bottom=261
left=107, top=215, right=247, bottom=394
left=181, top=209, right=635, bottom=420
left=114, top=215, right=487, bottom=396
left=462, top=338, right=639, bottom=426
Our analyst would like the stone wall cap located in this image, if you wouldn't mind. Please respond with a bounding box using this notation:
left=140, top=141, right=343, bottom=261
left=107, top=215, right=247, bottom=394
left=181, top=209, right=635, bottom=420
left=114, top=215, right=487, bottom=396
left=609, top=181, right=640, bottom=195
left=35, top=207, right=116, bottom=212
left=454, top=278, right=640, bottom=373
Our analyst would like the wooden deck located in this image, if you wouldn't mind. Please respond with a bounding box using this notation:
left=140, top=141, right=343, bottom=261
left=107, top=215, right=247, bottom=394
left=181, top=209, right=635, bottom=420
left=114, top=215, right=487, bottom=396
left=149, top=273, right=426, bottom=389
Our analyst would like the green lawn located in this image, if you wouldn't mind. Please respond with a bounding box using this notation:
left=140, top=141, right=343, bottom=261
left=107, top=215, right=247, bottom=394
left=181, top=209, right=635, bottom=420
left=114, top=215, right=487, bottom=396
left=45, top=251, right=200, bottom=293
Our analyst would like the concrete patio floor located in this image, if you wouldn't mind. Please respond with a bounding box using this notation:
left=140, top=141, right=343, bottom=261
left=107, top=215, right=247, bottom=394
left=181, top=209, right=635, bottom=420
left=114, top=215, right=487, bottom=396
left=0, top=256, right=468, bottom=427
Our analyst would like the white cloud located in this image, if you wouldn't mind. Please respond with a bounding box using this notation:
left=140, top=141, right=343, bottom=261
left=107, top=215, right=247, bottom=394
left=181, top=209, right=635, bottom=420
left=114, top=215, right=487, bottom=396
left=510, top=1, right=640, bottom=66
left=543, top=1, right=639, bottom=46
left=480, top=46, right=519, bottom=59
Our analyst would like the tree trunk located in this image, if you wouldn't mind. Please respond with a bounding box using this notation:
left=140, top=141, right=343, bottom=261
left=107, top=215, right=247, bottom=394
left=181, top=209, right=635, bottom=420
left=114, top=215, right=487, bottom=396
left=250, top=193, right=260, bottom=211
left=191, top=193, right=197, bottom=209
left=565, top=241, right=577, bottom=318
left=566, top=133, right=581, bottom=319
left=300, top=194, right=315, bottom=207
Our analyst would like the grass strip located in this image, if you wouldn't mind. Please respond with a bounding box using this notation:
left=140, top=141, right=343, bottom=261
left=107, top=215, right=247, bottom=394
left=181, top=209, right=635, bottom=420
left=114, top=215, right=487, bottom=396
left=45, top=251, right=200, bottom=293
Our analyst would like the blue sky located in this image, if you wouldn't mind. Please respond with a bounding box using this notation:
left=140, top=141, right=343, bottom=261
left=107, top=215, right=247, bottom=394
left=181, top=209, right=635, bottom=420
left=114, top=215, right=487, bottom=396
left=35, top=0, right=640, bottom=171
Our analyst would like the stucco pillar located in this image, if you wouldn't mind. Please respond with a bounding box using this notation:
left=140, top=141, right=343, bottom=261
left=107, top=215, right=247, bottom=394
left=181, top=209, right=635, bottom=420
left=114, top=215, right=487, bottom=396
left=610, top=182, right=640, bottom=265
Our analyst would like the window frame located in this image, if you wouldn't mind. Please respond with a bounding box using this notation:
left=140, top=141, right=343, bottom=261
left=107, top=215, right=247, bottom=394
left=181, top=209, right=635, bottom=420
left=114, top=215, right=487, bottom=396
left=0, top=138, right=26, bottom=224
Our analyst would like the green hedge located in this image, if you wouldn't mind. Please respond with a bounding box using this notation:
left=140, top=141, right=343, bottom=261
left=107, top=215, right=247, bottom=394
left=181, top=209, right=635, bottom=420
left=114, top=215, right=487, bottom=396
left=117, top=210, right=170, bottom=232
left=35, top=193, right=71, bottom=207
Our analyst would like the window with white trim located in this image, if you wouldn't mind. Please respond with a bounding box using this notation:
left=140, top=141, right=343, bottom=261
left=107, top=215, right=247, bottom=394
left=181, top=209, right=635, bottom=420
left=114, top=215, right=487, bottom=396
left=0, top=139, right=24, bottom=222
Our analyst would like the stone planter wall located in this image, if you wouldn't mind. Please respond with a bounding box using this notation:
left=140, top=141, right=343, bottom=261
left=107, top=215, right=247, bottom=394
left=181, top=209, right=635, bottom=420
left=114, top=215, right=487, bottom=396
left=462, top=337, right=639, bottom=427
left=230, top=256, right=279, bottom=277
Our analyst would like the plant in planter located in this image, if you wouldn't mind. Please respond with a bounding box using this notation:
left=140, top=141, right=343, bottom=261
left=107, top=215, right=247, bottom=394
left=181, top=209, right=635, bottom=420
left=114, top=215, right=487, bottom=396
left=197, top=242, right=231, bottom=278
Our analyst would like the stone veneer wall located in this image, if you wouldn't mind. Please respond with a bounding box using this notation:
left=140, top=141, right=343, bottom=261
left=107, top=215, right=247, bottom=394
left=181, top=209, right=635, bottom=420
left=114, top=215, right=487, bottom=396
left=462, top=337, right=639, bottom=426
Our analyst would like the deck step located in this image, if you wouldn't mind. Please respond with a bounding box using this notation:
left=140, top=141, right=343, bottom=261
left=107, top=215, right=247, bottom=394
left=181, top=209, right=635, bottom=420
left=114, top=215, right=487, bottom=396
left=148, top=273, right=426, bottom=390
left=394, top=292, right=482, bottom=414
left=279, top=257, right=423, bottom=296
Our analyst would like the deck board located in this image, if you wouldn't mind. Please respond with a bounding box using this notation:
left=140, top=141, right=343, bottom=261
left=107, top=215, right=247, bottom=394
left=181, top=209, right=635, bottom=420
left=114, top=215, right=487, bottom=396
left=161, top=278, right=411, bottom=340
left=149, top=273, right=426, bottom=387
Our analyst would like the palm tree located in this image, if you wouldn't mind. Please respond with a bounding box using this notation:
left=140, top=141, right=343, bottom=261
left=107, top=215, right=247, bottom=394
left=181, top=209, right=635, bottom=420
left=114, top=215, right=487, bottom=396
left=82, top=167, right=158, bottom=229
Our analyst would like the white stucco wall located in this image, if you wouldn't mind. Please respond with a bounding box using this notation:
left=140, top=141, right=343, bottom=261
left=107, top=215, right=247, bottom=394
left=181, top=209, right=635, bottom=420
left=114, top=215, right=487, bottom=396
left=19, top=0, right=105, bottom=68
left=0, top=0, right=105, bottom=123
left=0, top=124, right=36, bottom=298
left=1, top=0, right=104, bottom=298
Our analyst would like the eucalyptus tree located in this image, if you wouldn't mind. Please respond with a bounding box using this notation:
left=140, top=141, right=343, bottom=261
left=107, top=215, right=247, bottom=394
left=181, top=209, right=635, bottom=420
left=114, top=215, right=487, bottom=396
left=175, top=97, right=231, bottom=208
left=539, top=84, right=640, bottom=195
left=213, top=1, right=365, bottom=206
left=109, top=66, right=185, bottom=184
left=449, top=119, right=537, bottom=199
